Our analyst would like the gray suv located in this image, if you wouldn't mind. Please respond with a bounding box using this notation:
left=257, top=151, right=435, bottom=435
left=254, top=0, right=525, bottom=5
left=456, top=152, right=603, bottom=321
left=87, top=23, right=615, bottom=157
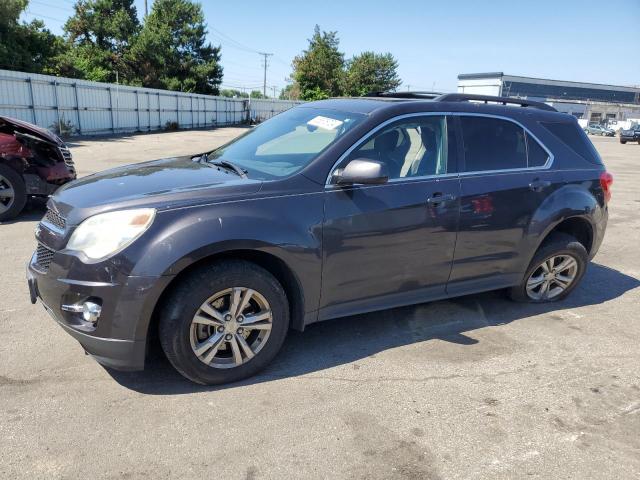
left=27, top=93, right=611, bottom=385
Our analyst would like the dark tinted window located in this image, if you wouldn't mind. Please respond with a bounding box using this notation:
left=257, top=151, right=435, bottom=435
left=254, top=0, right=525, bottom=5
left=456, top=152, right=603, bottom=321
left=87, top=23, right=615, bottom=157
left=460, top=116, right=527, bottom=171
left=526, top=133, right=550, bottom=167
left=540, top=121, right=603, bottom=165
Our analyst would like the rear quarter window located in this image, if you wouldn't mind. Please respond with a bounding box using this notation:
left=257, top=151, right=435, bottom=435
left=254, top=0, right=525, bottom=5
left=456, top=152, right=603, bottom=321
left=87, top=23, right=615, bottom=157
left=540, top=121, right=603, bottom=165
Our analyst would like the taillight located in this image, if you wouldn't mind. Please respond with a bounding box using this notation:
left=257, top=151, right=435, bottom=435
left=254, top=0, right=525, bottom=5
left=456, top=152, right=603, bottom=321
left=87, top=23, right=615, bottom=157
left=600, top=172, right=613, bottom=203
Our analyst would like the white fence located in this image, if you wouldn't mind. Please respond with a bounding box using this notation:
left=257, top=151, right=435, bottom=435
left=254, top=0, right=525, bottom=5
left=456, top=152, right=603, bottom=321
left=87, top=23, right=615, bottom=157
left=0, top=69, right=301, bottom=136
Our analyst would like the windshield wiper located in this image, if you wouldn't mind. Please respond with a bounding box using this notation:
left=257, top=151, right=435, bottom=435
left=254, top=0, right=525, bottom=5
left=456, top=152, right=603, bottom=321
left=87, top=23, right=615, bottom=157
left=199, top=153, right=248, bottom=179
left=210, top=159, right=248, bottom=179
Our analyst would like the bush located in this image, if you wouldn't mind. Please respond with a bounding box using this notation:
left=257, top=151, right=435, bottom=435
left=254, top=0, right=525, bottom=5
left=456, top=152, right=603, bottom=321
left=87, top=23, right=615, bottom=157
left=164, top=120, right=179, bottom=131
left=49, top=116, right=75, bottom=138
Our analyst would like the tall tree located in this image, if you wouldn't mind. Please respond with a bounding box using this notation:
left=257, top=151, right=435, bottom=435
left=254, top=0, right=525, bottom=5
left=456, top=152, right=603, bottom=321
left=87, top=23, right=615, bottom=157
left=345, top=52, right=401, bottom=96
left=0, top=0, right=63, bottom=73
left=55, top=0, right=139, bottom=83
left=128, top=0, right=222, bottom=94
left=292, top=25, right=344, bottom=101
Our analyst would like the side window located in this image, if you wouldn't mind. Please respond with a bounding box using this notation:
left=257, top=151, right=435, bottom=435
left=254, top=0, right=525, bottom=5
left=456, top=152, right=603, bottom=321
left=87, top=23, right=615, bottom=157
left=345, top=116, right=449, bottom=180
left=526, top=133, right=550, bottom=167
left=460, top=116, right=527, bottom=172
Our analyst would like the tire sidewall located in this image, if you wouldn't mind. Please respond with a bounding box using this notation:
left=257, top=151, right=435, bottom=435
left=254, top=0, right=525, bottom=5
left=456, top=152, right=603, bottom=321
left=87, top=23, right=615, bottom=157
left=0, top=164, right=27, bottom=222
left=159, top=261, right=289, bottom=385
left=513, top=235, right=588, bottom=303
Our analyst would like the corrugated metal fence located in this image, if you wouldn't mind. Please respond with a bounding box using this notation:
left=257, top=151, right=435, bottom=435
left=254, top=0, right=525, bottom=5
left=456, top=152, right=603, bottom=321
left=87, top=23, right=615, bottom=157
left=0, top=69, right=301, bottom=136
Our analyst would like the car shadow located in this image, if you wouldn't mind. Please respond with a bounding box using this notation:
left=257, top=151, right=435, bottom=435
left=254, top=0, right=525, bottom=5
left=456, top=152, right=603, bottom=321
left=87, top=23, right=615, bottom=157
left=0, top=201, right=46, bottom=225
left=106, top=262, right=639, bottom=395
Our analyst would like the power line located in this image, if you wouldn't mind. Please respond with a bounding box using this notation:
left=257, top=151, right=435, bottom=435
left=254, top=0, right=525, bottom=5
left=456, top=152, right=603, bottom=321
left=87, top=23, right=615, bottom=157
left=29, top=0, right=74, bottom=12
left=24, top=10, right=67, bottom=23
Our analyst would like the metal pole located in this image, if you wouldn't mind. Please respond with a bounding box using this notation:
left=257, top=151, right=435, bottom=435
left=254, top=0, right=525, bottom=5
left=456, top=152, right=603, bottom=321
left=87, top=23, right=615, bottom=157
left=108, top=86, right=115, bottom=133
left=53, top=80, right=62, bottom=134
left=73, top=83, right=82, bottom=135
left=26, top=78, right=36, bottom=124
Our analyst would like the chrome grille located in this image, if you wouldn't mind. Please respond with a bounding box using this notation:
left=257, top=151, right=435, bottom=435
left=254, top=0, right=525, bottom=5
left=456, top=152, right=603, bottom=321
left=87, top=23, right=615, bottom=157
left=35, top=243, right=55, bottom=272
left=59, top=146, right=75, bottom=168
left=44, top=209, right=66, bottom=230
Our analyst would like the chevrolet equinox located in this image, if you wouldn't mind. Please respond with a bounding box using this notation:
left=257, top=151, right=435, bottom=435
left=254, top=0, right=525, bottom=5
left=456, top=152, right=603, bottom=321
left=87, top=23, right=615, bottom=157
left=27, top=93, right=611, bottom=385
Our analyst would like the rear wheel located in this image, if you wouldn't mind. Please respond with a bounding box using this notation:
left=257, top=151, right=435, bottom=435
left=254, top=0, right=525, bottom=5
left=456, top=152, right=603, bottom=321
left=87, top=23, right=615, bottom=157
left=159, top=260, right=289, bottom=385
left=0, top=164, right=27, bottom=222
left=509, top=233, right=588, bottom=303
left=621, top=140, right=627, bottom=144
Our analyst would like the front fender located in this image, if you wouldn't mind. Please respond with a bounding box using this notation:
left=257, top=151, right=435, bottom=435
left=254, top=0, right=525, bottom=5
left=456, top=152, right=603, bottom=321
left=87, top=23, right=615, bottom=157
left=115, top=192, right=325, bottom=314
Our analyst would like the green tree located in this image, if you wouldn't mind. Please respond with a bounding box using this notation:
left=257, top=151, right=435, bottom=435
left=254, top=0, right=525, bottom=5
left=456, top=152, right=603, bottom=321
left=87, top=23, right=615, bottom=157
left=250, top=90, right=268, bottom=99
left=55, top=0, right=140, bottom=83
left=0, top=0, right=63, bottom=73
left=345, top=51, right=401, bottom=96
left=279, top=83, right=300, bottom=100
left=292, top=25, right=344, bottom=100
left=128, top=0, right=222, bottom=94
left=220, top=89, right=248, bottom=98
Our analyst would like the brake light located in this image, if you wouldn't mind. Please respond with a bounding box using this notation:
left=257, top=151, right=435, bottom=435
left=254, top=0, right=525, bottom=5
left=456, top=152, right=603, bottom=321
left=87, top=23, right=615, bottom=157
left=600, top=172, right=613, bottom=203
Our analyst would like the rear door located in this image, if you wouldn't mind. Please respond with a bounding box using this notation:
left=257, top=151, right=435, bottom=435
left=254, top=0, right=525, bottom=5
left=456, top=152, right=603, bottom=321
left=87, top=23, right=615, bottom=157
left=319, top=115, right=460, bottom=320
left=447, top=114, right=559, bottom=294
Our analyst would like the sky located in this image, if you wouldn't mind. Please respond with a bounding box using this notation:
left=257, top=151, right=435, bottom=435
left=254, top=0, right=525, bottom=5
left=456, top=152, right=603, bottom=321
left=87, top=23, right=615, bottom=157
left=22, top=0, right=640, bottom=96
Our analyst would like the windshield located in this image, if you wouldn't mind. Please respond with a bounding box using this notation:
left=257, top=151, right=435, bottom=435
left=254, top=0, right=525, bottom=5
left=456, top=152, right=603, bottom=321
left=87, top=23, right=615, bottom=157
left=208, top=107, right=366, bottom=179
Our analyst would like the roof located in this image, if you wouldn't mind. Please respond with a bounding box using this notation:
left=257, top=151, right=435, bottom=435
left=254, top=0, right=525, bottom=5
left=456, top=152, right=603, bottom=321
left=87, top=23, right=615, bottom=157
left=458, top=72, right=640, bottom=93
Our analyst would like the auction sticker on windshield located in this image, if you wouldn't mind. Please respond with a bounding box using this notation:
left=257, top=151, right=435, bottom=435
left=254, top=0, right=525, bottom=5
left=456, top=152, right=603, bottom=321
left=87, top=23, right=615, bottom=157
left=307, top=116, right=343, bottom=130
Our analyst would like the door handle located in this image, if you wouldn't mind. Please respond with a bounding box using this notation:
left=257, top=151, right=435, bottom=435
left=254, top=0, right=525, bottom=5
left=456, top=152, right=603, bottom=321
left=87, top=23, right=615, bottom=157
left=426, top=192, right=456, bottom=205
left=529, top=179, right=551, bottom=192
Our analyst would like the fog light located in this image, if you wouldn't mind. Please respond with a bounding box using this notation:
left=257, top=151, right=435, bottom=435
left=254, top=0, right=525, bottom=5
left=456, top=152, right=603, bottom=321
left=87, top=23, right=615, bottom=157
left=82, top=302, right=101, bottom=323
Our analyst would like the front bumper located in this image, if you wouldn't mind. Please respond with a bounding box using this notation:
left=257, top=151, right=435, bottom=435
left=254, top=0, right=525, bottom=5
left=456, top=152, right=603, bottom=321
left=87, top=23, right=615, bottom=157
left=27, top=250, right=173, bottom=371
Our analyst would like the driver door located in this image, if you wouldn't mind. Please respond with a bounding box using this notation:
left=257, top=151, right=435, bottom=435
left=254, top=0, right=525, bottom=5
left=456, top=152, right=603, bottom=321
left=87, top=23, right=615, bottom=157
left=318, top=115, right=460, bottom=320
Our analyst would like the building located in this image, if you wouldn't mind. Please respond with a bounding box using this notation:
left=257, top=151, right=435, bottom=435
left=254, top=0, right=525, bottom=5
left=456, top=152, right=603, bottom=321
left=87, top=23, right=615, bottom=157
left=457, top=72, right=640, bottom=125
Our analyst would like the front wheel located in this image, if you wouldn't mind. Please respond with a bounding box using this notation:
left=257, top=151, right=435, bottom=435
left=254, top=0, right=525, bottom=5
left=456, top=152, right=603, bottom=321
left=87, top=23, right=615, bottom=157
left=159, top=260, right=289, bottom=385
left=0, top=164, right=27, bottom=222
left=621, top=140, right=627, bottom=144
left=509, top=233, right=588, bottom=303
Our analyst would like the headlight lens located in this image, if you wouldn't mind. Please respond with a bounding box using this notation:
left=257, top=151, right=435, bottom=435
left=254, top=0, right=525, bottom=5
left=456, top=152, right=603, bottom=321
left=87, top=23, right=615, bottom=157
left=66, top=208, right=156, bottom=261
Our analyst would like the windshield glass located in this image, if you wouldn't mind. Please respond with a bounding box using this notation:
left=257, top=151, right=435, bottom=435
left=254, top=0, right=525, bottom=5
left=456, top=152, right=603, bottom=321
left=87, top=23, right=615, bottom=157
left=208, top=107, right=366, bottom=179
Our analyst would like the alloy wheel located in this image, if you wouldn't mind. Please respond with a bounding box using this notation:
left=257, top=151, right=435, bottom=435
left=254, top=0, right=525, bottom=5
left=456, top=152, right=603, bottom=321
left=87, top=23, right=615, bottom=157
left=526, top=254, right=578, bottom=301
left=0, top=174, right=15, bottom=215
left=189, top=287, right=273, bottom=369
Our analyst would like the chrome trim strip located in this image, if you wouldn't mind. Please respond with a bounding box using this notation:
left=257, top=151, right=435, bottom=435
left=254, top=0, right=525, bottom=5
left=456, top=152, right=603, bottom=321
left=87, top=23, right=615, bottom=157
left=324, top=111, right=554, bottom=185
left=41, top=220, right=65, bottom=235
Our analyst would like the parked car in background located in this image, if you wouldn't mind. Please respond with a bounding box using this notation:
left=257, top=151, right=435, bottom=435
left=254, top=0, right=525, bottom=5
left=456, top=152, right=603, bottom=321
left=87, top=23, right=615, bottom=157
left=27, top=93, right=611, bottom=385
left=585, top=124, right=615, bottom=136
left=0, top=116, right=76, bottom=221
left=620, top=125, right=640, bottom=144
left=605, top=119, right=640, bottom=135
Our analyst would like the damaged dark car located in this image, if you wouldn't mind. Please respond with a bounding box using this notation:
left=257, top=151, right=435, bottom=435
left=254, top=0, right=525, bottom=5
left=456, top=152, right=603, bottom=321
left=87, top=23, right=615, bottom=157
left=0, top=116, right=76, bottom=221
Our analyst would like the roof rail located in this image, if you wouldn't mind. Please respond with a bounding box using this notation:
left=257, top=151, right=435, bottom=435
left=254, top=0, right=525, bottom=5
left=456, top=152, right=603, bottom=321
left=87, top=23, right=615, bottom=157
left=435, top=93, right=557, bottom=112
left=364, top=91, right=443, bottom=100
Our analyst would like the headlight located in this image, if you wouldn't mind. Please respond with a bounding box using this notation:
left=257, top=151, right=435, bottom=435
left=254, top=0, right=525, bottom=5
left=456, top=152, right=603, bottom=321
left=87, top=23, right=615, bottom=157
left=66, top=208, right=156, bottom=262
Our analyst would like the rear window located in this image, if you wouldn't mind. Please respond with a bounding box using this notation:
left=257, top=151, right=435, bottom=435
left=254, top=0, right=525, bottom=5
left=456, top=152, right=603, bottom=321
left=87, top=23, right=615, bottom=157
left=460, top=116, right=527, bottom=171
left=540, top=121, right=603, bottom=165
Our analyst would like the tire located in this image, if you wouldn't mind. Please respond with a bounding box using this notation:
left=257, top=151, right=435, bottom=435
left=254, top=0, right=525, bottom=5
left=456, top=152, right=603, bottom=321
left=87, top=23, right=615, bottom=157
left=509, top=233, right=588, bottom=303
left=159, top=260, right=289, bottom=385
left=621, top=140, right=626, bottom=144
left=0, top=163, right=27, bottom=222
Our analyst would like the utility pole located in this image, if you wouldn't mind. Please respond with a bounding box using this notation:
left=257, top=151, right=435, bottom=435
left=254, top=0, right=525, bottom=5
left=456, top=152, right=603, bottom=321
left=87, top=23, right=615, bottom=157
left=144, top=0, right=148, bottom=16
left=272, top=86, right=277, bottom=99
left=406, top=84, right=411, bottom=91
left=259, top=52, right=273, bottom=98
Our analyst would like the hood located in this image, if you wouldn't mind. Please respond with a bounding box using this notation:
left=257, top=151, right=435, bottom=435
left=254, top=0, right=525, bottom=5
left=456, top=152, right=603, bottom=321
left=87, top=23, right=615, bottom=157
left=51, top=156, right=263, bottom=225
left=0, top=116, right=64, bottom=146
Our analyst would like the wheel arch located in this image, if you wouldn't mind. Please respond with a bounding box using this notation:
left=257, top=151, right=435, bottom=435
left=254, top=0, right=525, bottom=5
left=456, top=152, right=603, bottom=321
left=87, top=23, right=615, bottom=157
left=144, top=246, right=308, bottom=359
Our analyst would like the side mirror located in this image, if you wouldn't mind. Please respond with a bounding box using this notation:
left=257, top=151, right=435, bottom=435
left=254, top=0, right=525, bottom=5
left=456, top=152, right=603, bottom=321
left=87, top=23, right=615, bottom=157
left=334, top=159, right=389, bottom=185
